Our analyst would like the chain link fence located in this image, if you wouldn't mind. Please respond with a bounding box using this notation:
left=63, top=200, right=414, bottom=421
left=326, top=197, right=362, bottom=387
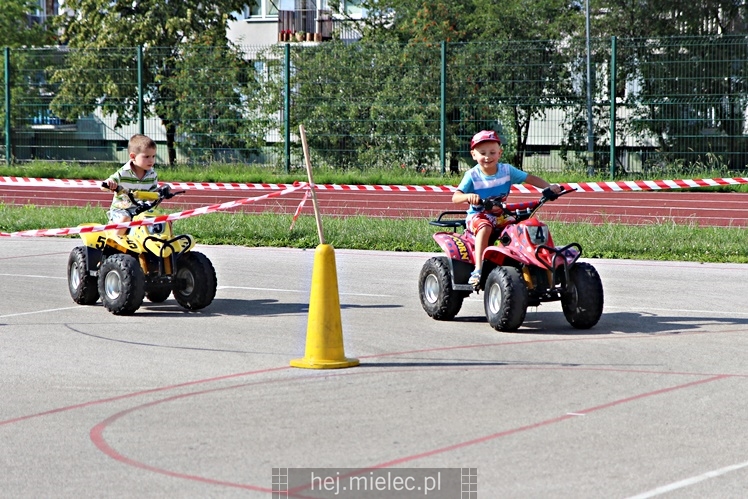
left=2, top=36, right=747, bottom=175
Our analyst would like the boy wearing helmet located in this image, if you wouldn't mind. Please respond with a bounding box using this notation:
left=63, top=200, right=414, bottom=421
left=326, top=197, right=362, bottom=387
left=452, top=130, right=562, bottom=288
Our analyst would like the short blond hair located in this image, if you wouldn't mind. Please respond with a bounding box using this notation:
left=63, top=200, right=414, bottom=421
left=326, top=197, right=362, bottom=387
left=128, top=134, right=157, bottom=155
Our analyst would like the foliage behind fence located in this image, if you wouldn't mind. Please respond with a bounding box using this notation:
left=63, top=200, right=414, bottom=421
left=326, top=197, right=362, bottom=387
left=2, top=35, right=747, bottom=176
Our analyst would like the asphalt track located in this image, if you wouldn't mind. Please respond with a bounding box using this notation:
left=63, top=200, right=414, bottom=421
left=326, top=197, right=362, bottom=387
left=1, top=237, right=747, bottom=498
left=2, top=183, right=748, bottom=226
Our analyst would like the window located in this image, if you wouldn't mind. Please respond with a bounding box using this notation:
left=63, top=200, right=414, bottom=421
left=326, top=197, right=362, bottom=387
left=343, top=0, right=363, bottom=16
left=245, top=0, right=279, bottom=19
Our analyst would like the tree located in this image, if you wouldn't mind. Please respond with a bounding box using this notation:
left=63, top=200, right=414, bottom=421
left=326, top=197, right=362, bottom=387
left=0, top=0, right=53, bottom=48
left=50, top=0, right=254, bottom=165
left=261, top=40, right=443, bottom=171
left=1, top=0, right=56, bottom=162
left=159, top=37, right=269, bottom=163
left=335, top=0, right=582, bottom=170
left=598, top=2, right=748, bottom=172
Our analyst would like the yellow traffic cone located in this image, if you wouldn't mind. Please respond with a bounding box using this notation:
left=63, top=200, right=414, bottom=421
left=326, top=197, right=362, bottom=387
left=290, top=244, right=359, bottom=369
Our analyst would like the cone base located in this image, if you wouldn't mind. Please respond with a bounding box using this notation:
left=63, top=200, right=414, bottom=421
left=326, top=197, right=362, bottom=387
left=290, top=357, right=360, bottom=369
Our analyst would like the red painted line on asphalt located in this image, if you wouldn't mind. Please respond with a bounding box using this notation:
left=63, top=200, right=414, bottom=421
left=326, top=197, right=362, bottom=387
left=2, top=326, right=745, bottom=430
left=365, top=375, right=730, bottom=470
left=0, top=366, right=291, bottom=428
left=86, top=366, right=732, bottom=494
left=0, top=319, right=742, bottom=492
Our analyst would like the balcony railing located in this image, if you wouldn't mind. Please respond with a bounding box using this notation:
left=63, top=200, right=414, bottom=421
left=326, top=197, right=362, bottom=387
left=277, top=9, right=363, bottom=42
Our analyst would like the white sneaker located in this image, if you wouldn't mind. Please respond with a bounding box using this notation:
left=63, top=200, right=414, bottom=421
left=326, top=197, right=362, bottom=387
left=468, top=270, right=481, bottom=287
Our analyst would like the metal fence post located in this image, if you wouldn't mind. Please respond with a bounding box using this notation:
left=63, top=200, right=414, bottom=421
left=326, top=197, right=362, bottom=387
left=585, top=0, right=594, bottom=176
left=609, top=36, right=616, bottom=180
left=440, top=41, right=446, bottom=175
left=137, top=45, right=144, bottom=134
left=4, top=47, right=10, bottom=165
left=284, top=43, right=291, bottom=174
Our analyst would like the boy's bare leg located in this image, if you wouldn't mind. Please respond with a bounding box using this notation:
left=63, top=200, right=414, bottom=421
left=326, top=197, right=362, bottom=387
left=473, top=226, right=491, bottom=273
left=113, top=215, right=130, bottom=237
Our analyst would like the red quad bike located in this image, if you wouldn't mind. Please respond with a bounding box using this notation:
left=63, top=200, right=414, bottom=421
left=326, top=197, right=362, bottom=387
left=418, top=188, right=604, bottom=332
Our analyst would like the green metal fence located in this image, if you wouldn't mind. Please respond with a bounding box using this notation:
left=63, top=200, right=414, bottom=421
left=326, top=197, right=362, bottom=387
left=2, top=36, right=747, bottom=176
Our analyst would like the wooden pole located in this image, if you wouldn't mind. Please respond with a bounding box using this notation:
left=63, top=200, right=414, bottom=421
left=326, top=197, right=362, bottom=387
left=298, top=124, right=325, bottom=245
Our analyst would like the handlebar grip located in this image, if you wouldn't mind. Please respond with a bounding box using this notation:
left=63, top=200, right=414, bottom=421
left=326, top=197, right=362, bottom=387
left=132, top=190, right=160, bottom=201
left=101, top=181, right=125, bottom=194
left=541, top=187, right=559, bottom=201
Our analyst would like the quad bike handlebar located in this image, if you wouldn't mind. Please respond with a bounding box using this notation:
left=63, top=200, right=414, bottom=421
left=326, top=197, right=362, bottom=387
left=429, top=188, right=573, bottom=230
left=101, top=182, right=185, bottom=217
left=481, top=187, right=572, bottom=222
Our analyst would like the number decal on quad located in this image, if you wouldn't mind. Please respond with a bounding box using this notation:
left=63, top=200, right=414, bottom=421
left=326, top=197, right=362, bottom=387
left=95, top=235, right=106, bottom=249
left=125, top=238, right=138, bottom=250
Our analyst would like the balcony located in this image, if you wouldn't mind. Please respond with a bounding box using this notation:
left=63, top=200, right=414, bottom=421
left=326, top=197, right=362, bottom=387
left=277, top=9, right=363, bottom=42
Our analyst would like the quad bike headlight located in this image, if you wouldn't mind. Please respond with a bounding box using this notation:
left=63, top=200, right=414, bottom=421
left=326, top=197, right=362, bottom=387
left=147, top=222, right=166, bottom=235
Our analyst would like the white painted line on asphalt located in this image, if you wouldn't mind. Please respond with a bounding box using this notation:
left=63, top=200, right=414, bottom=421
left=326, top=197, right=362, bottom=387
left=626, top=459, right=748, bottom=498
left=217, top=285, right=393, bottom=297
left=0, top=306, right=81, bottom=318
left=0, top=273, right=65, bottom=280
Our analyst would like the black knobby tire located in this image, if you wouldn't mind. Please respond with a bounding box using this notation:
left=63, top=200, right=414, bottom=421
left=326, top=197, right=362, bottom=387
left=484, top=266, right=528, bottom=332
left=173, top=252, right=217, bottom=311
left=68, top=246, right=99, bottom=305
left=561, top=262, right=604, bottom=329
left=97, top=254, right=145, bottom=315
left=145, top=285, right=172, bottom=303
left=418, top=257, right=464, bottom=321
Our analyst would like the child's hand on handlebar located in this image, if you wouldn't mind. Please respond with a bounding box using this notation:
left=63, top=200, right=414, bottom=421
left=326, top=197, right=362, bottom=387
left=466, top=193, right=481, bottom=206
left=542, top=184, right=564, bottom=201
left=102, top=180, right=118, bottom=192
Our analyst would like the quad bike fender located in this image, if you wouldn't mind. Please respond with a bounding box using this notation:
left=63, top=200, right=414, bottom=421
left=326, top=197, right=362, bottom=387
left=432, top=232, right=474, bottom=263
left=482, top=245, right=514, bottom=266
left=77, top=224, right=107, bottom=248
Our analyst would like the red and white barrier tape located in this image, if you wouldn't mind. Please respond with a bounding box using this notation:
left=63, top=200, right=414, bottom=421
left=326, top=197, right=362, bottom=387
left=2, top=175, right=748, bottom=193
left=2, top=175, right=748, bottom=238
left=0, top=182, right=310, bottom=238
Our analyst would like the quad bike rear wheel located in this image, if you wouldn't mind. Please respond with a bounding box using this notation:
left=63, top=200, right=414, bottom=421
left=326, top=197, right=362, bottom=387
left=484, top=266, right=528, bottom=332
left=68, top=246, right=99, bottom=305
left=173, top=252, right=217, bottom=311
left=418, top=256, right=464, bottom=320
left=145, top=285, right=172, bottom=303
left=98, top=254, right=145, bottom=315
left=561, top=262, right=604, bottom=329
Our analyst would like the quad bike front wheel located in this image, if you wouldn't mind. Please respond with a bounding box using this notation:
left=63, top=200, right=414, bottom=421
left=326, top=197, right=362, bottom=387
left=484, top=266, right=528, bottom=332
left=418, top=256, right=464, bottom=320
left=173, top=252, right=217, bottom=311
left=68, top=246, right=99, bottom=305
left=98, top=254, right=145, bottom=315
left=561, top=262, right=604, bottom=329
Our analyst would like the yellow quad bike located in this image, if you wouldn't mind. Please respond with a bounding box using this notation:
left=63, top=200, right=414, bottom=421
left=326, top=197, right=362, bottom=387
left=67, top=184, right=217, bottom=315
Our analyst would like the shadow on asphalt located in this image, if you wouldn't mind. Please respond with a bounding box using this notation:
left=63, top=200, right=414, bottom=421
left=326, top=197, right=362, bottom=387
left=449, top=311, right=748, bottom=336
left=135, top=298, right=401, bottom=317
